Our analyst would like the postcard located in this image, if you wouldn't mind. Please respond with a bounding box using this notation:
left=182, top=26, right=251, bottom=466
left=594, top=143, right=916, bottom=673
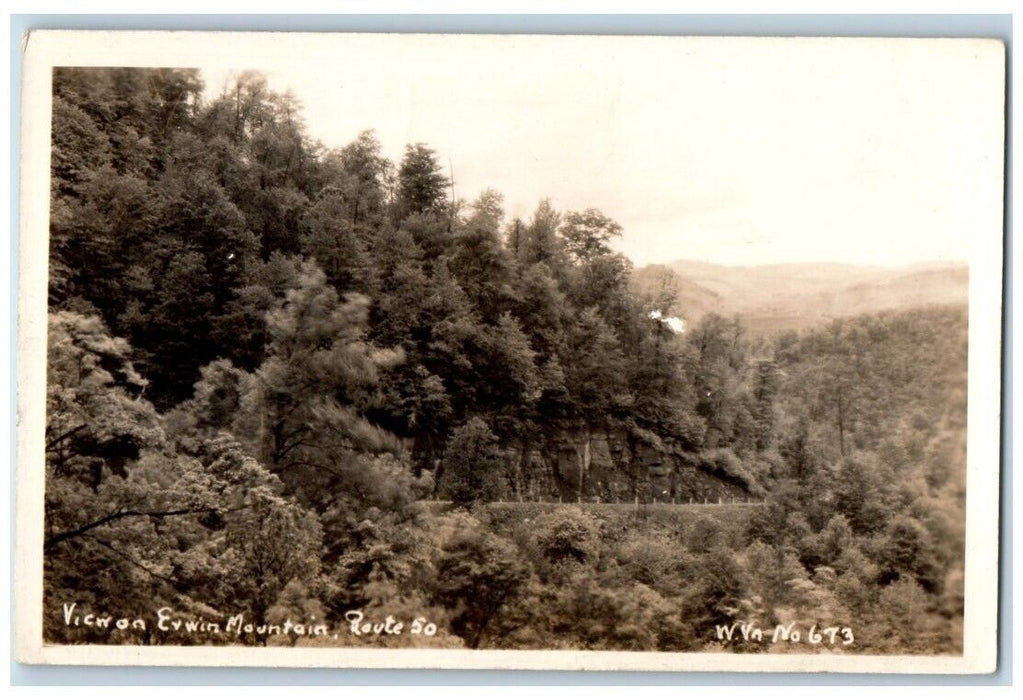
left=14, top=30, right=1005, bottom=673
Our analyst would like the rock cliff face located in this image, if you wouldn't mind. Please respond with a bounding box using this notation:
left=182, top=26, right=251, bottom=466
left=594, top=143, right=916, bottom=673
left=506, top=429, right=754, bottom=504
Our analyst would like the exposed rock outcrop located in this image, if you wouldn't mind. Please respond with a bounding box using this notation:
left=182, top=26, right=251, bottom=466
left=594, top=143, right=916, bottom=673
left=502, top=429, right=755, bottom=504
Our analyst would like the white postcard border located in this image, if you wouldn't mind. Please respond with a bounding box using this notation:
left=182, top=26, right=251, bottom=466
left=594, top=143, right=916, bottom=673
left=14, top=30, right=1006, bottom=674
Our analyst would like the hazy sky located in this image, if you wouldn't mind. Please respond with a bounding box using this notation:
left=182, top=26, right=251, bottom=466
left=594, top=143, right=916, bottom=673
left=199, top=35, right=1003, bottom=267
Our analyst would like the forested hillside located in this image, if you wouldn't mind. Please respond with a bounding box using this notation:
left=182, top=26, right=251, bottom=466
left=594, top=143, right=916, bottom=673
left=44, top=68, right=967, bottom=653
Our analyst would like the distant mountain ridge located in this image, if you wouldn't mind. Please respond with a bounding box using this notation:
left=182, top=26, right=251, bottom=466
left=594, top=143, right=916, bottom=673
left=632, top=259, right=968, bottom=334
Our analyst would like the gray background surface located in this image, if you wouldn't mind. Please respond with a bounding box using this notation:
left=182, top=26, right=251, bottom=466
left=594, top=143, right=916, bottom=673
left=8, top=12, right=1012, bottom=686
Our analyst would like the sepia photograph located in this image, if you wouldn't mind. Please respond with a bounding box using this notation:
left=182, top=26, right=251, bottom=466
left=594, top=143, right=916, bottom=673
left=15, top=30, right=1005, bottom=673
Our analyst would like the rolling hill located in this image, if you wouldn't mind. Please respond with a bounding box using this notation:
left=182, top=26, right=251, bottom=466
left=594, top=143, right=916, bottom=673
left=632, top=259, right=968, bottom=334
